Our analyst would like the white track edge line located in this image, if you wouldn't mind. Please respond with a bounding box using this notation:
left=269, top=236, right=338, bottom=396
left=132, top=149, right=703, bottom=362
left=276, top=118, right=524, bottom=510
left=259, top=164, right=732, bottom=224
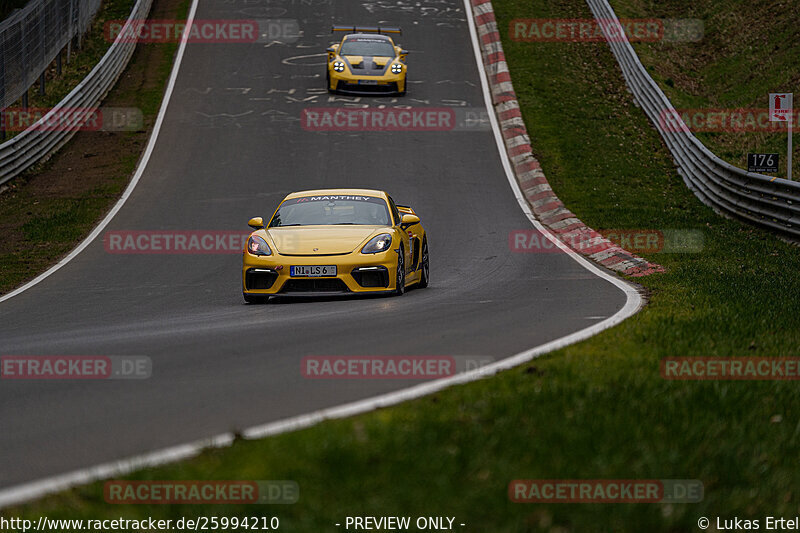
left=0, top=0, right=642, bottom=509
left=0, top=0, right=200, bottom=306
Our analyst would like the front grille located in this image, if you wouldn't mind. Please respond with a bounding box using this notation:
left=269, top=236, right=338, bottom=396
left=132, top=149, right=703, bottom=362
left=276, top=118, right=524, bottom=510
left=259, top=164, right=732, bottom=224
left=336, top=81, right=399, bottom=94
left=280, top=278, right=349, bottom=293
left=351, top=267, right=389, bottom=288
left=245, top=268, right=278, bottom=290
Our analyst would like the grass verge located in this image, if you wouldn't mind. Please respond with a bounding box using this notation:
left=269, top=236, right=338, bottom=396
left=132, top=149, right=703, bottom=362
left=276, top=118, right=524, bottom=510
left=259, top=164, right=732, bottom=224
left=3, top=0, right=800, bottom=531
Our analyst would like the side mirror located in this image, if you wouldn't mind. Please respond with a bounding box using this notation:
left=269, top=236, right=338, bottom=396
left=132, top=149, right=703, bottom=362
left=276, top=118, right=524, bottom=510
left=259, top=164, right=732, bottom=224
left=248, top=217, right=264, bottom=229
left=326, top=46, right=335, bottom=52
left=400, top=213, right=420, bottom=227
left=400, top=49, right=408, bottom=55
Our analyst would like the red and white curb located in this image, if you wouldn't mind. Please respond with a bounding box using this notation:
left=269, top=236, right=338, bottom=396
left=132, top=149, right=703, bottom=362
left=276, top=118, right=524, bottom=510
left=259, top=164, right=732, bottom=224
left=470, top=0, right=664, bottom=277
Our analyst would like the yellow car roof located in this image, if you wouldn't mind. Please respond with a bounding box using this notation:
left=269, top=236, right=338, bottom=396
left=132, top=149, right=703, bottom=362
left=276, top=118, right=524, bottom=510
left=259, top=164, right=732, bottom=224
left=285, top=188, right=388, bottom=200
left=343, top=33, right=392, bottom=41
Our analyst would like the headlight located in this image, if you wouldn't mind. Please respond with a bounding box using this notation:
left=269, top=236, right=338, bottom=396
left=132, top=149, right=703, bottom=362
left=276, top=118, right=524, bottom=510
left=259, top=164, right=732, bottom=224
left=247, top=235, right=272, bottom=256
left=391, top=63, right=403, bottom=74
left=333, top=61, right=345, bottom=72
left=361, top=233, right=392, bottom=254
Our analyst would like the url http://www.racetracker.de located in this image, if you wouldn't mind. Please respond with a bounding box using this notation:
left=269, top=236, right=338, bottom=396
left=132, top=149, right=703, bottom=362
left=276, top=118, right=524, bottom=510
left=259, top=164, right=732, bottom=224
left=1, top=515, right=281, bottom=532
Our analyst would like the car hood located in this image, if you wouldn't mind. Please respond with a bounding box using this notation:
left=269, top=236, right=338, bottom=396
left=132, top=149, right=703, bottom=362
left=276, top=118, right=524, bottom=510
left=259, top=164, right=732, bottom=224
left=342, top=55, right=392, bottom=74
left=266, top=226, right=385, bottom=255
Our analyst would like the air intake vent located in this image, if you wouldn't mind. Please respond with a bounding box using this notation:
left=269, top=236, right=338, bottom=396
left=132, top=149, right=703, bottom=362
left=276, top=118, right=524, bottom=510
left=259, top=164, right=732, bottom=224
left=280, top=278, right=349, bottom=293
left=245, top=268, right=278, bottom=290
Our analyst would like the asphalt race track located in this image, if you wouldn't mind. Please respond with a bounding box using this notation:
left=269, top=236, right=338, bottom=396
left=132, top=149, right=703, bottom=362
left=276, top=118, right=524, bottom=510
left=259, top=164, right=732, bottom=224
left=0, top=0, right=628, bottom=489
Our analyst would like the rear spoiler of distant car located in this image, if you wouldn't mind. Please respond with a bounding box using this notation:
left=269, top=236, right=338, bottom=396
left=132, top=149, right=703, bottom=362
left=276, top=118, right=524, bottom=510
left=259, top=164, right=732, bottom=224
left=332, top=25, right=402, bottom=35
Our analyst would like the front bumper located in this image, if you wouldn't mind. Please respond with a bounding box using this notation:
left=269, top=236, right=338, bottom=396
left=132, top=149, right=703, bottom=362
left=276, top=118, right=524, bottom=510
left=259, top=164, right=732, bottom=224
left=242, top=249, right=398, bottom=296
left=329, top=71, right=405, bottom=95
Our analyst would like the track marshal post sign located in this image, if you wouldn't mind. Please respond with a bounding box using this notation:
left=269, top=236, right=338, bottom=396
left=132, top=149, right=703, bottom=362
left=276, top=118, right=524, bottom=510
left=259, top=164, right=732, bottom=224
left=769, top=93, right=793, bottom=180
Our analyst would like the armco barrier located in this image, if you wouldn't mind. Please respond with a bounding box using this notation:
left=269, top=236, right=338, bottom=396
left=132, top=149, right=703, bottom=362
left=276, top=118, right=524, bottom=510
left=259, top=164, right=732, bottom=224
left=586, top=0, right=800, bottom=239
left=0, top=0, right=153, bottom=186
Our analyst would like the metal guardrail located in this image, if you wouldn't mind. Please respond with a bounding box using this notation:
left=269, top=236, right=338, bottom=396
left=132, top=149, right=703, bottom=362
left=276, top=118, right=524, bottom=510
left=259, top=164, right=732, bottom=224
left=1, top=0, right=102, bottom=110
left=0, top=0, right=153, bottom=186
left=587, top=0, right=800, bottom=239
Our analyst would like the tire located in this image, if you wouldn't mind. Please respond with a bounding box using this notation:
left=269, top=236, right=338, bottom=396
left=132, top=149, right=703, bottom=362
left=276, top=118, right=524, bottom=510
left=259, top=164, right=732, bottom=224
left=394, top=246, right=405, bottom=296
left=417, top=238, right=429, bottom=288
left=327, top=71, right=335, bottom=94
left=244, top=293, right=269, bottom=304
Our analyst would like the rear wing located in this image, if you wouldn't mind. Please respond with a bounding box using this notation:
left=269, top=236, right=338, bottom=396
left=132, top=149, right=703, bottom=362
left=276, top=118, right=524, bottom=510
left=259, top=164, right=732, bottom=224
left=331, top=25, right=402, bottom=35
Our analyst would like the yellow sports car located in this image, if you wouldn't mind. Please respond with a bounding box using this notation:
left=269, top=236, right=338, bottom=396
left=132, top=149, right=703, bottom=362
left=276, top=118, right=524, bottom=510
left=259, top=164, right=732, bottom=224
left=242, top=189, right=428, bottom=302
left=326, top=26, right=408, bottom=95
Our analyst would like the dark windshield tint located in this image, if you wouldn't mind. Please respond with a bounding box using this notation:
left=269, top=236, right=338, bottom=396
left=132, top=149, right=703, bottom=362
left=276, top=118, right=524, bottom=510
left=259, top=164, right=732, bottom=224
left=340, top=40, right=395, bottom=57
left=269, top=196, right=391, bottom=227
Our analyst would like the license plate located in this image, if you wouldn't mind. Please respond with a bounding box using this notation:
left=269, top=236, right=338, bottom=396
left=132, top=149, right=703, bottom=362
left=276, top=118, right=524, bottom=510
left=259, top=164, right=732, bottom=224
left=358, top=80, right=378, bottom=85
left=290, top=265, right=337, bottom=277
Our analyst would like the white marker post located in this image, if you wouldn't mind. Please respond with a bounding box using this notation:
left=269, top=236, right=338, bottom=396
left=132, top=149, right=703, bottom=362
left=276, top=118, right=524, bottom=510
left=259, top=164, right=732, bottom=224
left=770, top=93, right=793, bottom=180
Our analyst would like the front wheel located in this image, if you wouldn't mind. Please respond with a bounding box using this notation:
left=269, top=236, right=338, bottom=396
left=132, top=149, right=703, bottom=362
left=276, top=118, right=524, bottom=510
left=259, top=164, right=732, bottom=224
left=394, top=247, right=405, bottom=296
left=327, top=71, right=335, bottom=94
left=417, top=238, right=429, bottom=288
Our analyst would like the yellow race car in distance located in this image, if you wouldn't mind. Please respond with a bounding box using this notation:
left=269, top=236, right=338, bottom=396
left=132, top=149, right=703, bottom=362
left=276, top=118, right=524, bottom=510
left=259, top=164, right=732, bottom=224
left=326, top=26, right=408, bottom=96
left=243, top=189, right=428, bottom=303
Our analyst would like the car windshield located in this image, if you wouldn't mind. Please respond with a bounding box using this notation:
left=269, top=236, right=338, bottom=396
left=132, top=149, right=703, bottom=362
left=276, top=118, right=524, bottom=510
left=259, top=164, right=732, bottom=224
left=269, top=196, right=391, bottom=227
left=340, top=39, right=395, bottom=57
